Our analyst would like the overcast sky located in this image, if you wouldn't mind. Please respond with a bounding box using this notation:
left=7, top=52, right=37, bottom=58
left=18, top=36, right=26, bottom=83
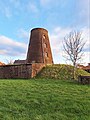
left=0, top=0, right=90, bottom=65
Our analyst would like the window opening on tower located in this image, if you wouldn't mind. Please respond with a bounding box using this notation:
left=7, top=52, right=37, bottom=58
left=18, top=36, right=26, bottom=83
left=43, top=35, right=46, bottom=39
left=45, top=52, right=48, bottom=57
left=44, top=43, right=47, bottom=48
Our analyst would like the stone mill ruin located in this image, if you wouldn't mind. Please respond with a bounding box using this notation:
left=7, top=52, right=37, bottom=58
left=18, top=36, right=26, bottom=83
left=0, top=28, right=53, bottom=78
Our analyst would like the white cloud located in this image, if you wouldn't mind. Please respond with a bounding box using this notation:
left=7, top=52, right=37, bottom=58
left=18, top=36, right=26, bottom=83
left=0, top=50, right=7, bottom=55
left=84, top=52, right=90, bottom=65
left=0, top=35, right=27, bottom=57
left=49, top=27, right=72, bottom=63
left=50, top=27, right=71, bottom=47
left=81, top=27, right=90, bottom=51
left=0, top=35, right=26, bottom=47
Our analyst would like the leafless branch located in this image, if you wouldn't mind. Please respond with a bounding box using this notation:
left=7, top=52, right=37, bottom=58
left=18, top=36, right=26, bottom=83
left=63, top=30, right=85, bottom=79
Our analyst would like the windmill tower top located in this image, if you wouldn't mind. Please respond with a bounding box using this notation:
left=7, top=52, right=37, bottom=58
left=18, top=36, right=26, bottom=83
left=27, top=28, right=53, bottom=64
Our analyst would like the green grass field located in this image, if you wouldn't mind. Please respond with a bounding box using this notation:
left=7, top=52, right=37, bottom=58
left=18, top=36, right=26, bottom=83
left=0, top=78, right=90, bottom=120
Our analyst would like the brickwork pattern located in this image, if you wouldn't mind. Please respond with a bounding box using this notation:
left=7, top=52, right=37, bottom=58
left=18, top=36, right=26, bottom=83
left=0, top=63, right=45, bottom=79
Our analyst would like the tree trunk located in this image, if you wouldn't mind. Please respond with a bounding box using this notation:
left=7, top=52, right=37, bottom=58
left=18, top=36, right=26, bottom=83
left=73, top=62, right=76, bottom=80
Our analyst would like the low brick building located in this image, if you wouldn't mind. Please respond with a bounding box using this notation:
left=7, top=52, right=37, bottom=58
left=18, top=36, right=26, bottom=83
left=78, top=63, right=90, bottom=73
left=82, top=63, right=90, bottom=73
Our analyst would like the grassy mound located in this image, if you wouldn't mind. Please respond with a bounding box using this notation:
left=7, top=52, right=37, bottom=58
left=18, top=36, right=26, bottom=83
left=37, top=64, right=90, bottom=80
left=0, top=79, right=90, bottom=120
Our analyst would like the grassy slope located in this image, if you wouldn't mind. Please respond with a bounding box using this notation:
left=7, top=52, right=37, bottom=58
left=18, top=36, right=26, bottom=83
left=0, top=79, right=90, bottom=120
left=37, top=64, right=90, bottom=80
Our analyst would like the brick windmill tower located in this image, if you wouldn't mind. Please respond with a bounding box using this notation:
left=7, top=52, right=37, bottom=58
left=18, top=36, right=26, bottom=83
left=27, top=28, right=53, bottom=64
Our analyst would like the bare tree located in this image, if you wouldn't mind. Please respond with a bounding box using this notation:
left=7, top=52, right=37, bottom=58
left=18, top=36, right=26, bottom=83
left=6, top=59, right=14, bottom=65
left=63, top=31, right=85, bottom=79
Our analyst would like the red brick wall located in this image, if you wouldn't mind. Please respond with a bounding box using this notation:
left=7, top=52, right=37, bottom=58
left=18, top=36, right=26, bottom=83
left=0, top=63, right=45, bottom=79
left=0, top=64, right=32, bottom=79
left=31, top=63, right=45, bottom=78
